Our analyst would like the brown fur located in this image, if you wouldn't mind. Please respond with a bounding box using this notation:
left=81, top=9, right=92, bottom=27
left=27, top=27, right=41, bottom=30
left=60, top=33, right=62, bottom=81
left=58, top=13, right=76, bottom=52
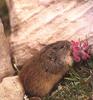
left=19, top=41, right=73, bottom=98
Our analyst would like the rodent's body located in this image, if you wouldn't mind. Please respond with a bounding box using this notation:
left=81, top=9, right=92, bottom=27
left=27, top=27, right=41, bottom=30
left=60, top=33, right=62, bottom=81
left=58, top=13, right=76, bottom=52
left=19, top=41, right=73, bottom=97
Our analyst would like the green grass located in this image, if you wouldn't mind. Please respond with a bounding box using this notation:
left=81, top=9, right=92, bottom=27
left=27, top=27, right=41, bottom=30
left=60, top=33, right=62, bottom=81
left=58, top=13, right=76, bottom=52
left=43, top=58, right=93, bottom=100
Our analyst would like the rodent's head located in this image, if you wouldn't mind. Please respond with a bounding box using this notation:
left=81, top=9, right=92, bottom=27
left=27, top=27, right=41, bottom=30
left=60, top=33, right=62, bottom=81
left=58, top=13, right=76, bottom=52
left=40, top=41, right=73, bottom=74
left=56, top=41, right=73, bottom=67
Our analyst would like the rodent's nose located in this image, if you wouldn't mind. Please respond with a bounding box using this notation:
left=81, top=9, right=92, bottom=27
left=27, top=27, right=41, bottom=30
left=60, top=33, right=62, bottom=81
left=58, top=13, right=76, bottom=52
left=65, top=56, right=73, bottom=67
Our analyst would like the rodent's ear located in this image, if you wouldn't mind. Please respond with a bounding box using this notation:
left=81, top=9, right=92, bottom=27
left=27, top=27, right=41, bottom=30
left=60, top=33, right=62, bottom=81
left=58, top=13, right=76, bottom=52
left=27, top=42, right=47, bottom=56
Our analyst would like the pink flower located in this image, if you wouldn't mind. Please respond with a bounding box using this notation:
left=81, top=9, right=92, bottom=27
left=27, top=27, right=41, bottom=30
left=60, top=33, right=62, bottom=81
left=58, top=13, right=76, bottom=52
left=71, top=40, right=90, bottom=62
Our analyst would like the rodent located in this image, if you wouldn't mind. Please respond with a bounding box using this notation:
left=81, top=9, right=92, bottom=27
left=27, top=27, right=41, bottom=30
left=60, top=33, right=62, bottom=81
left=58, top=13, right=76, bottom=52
left=19, top=40, right=73, bottom=98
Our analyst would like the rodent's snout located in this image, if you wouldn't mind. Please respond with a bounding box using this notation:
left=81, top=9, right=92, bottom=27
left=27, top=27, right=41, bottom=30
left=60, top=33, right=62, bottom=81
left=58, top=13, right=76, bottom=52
left=58, top=49, right=73, bottom=67
left=65, top=54, right=73, bottom=67
left=65, top=51, right=73, bottom=67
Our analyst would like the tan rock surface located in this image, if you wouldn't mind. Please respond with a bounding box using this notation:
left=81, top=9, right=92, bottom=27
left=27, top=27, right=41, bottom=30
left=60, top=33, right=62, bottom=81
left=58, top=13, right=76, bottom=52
left=6, top=0, right=93, bottom=66
left=0, top=19, right=14, bottom=81
left=0, top=76, right=24, bottom=100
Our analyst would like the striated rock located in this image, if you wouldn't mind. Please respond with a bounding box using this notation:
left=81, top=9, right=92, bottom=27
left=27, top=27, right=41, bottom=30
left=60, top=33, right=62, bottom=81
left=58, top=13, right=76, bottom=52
left=0, top=76, right=24, bottom=100
left=0, top=19, right=14, bottom=81
left=6, top=0, right=93, bottom=67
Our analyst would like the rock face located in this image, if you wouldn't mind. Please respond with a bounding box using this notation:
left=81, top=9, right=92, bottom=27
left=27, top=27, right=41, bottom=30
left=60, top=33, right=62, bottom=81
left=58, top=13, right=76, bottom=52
left=0, top=76, right=24, bottom=100
left=0, top=19, right=14, bottom=82
left=6, top=0, right=93, bottom=67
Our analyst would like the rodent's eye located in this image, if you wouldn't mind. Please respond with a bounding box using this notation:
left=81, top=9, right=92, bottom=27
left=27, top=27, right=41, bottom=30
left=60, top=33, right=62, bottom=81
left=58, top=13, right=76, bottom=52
left=47, top=54, right=57, bottom=62
left=48, top=56, right=52, bottom=60
left=53, top=47, right=58, bottom=50
left=48, top=56, right=55, bottom=61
